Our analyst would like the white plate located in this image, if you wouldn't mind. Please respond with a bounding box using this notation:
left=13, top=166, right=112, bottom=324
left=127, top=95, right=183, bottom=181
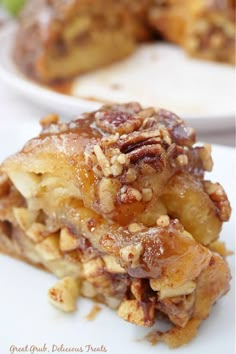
left=0, top=24, right=235, bottom=132
left=0, top=116, right=235, bottom=354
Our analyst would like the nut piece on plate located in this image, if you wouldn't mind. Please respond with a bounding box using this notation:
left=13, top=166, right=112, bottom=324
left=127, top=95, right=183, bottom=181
left=48, top=276, right=80, bottom=312
left=118, top=299, right=155, bottom=327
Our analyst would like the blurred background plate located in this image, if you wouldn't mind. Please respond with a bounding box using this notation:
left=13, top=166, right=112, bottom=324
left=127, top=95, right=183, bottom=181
left=0, top=24, right=235, bottom=132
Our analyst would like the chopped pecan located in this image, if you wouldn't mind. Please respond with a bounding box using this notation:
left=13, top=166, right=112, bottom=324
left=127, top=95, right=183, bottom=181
left=118, top=299, right=155, bottom=327
left=167, top=144, right=201, bottom=174
left=103, top=255, right=126, bottom=274
left=204, top=181, right=231, bottom=221
left=111, top=162, right=123, bottom=177
left=48, top=276, right=80, bottom=312
left=116, top=153, right=127, bottom=164
left=185, top=147, right=207, bottom=177
left=83, top=258, right=105, bottom=278
left=98, top=177, right=119, bottom=213
left=128, top=145, right=165, bottom=171
left=117, top=130, right=166, bottom=171
left=60, top=227, right=80, bottom=252
left=156, top=215, right=170, bottom=227
left=93, top=144, right=112, bottom=177
left=176, top=154, right=189, bottom=167
left=197, top=144, right=213, bottom=171
left=156, top=109, right=196, bottom=147
left=35, top=233, right=61, bottom=260
left=95, top=110, right=142, bottom=135
left=118, top=130, right=161, bottom=154
left=123, top=168, right=137, bottom=183
left=119, top=186, right=142, bottom=203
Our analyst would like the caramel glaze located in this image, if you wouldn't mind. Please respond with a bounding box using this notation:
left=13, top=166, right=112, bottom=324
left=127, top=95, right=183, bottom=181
left=2, top=104, right=230, bottom=293
left=39, top=112, right=103, bottom=140
left=39, top=105, right=195, bottom=145
left=49, top=80, right=74, bottom=95
left=61, top=199, right=210, bottom=281
left=100, top=220, right=210, bottom=280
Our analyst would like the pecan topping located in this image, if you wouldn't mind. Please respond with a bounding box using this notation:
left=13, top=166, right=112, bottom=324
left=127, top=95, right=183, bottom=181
left=95, top=110, right=142, bottom=135
left=204, top=181, right=231, bottom=221
left=117, top=130, right=165, bottom=171
left=119, top=186, right=142, bottom=203
left=93, top=144, right=112, bottom=177
left=156, top=109, right=196, bottom=147
left=185, top=146, right=213, bottom=177
left=118, top=130, right=161, bottom=154
left=156, top=215, right=170, bottom=227
left=128, top=145, right=165, bottom=171
left=98, top=177, right=117, bottom=214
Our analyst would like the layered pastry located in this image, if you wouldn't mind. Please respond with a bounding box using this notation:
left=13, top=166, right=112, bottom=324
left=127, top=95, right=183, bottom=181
left=13, top=0, right=235, bottom=83
left=0, top=103, right=232, bottom=348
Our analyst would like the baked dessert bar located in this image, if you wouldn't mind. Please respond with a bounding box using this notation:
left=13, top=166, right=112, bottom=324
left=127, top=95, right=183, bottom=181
left=0, top=103, right=231, bottom=347
left=13, top=0, right=235, bottom=83
left=150, top=0, right=236, bottom=64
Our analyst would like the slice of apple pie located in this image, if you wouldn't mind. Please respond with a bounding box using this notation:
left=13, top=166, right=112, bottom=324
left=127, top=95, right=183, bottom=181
left=0, top=103, right=231, bottom=348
